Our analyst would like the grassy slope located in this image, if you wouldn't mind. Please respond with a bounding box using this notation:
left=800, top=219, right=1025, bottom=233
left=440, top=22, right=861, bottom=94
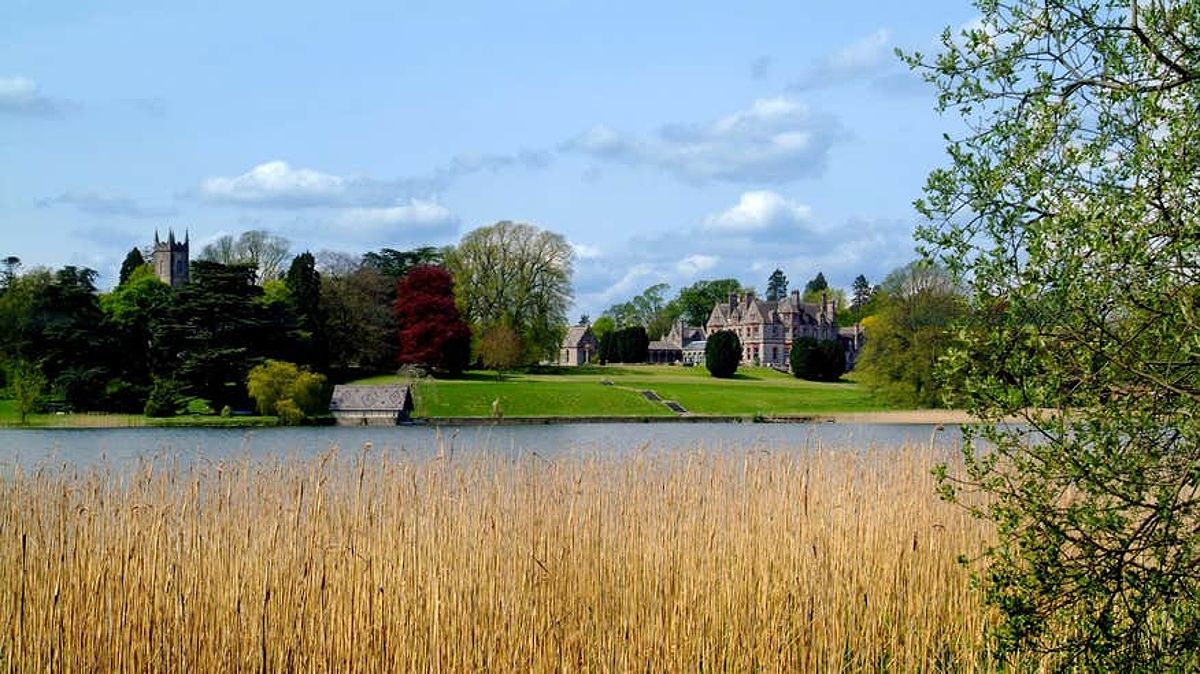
left=354, top=365, right=890, bottom=417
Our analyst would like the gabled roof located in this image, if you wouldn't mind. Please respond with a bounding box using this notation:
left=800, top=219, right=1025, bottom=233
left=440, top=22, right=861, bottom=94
left=329, top=385, right=412, bottom=413
left=562, top=325, right=595, bottom=348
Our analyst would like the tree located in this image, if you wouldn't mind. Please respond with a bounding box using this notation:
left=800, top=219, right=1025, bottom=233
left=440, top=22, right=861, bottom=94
left=850, top=275, right=873, bottom=319
left=394, top=266, right=471, bottom=375
left=789, top=337, right=844, bottom=382
left=284, top=252, right=324, bottom=368
left=908, top=2, right=1200, bottom=667
left=704, top=330, right=741, bottom=378
left=446, top=221, right=572, bottom=363
left=599, top=326, right=649, bottom=364
left=603, top=283, right=676, bottom=338
left=674, top=279, right=742, bottom=326
left=319, top=264, right=397, bottom=374
left=6, top=360, right=45, bottom=424
left=118, top=248, right=146, bottom=286
left=477, top=323, right=523, bottom=380
left=854, top=262, right=963, bottom=407
left=766, top=269, right=788, bottom=301
left=803, top=272, right=827, bottom=296
left=362, top=247, right=443, bottom=281
left=152, top=261, right=274, bottom=409
left=99, top=265, right=171, bottom=410
left=0, top=256, right=19, bottom=290
left=590, top=316, right=616, bottom=346
left=199, top=230, right=290, bottom=283
left=246, top=360, right=327, bottom=421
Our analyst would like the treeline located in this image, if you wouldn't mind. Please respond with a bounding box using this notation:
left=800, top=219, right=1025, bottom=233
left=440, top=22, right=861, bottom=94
left=0, top=220, right=574, bottom=419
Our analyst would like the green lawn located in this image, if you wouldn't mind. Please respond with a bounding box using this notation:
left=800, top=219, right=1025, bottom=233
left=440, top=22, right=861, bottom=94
left=354, top=365, right=891, bottom=418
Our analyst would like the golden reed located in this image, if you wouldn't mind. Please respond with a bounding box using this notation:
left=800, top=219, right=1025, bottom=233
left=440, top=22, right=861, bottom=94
left=0, top=441, right=994, bottom=671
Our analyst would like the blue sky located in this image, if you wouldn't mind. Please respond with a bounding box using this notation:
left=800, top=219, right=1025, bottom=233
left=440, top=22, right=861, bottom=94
left=1, top=0, right=976, bottom=318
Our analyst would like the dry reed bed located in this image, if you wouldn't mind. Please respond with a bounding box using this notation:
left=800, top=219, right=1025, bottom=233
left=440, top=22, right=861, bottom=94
left=0, top=442, right=995, bottom=672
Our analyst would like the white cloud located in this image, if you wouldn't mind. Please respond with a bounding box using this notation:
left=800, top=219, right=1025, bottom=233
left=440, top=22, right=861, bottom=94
left=0, top=76, right=73, bottom=117
left=564, top=97, right=839, bottom=184
left=335, top=199, right=459, bottom=239
left=790, top=29, right=895, bottom=91
left=201, top=161, right=359, bottom=207
left=703, top=191, right=817, bottom=235
left=571, top=242, right=603, bottom=260
left=676, top=254, right=718, bottom=276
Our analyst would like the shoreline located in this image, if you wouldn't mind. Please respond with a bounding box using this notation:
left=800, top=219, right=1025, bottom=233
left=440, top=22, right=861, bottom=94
left=1, top=409, right=996, bottom=430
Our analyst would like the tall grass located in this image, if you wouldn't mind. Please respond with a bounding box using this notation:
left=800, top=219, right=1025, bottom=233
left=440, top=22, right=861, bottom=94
left=0, top=442, right=995, bottom=671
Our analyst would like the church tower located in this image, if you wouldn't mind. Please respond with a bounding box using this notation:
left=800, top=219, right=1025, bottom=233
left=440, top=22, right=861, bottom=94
left=152, top=229, right=190, bottom=287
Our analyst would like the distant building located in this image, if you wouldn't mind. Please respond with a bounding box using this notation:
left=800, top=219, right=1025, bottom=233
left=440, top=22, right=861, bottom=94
left=706, top=290, right=839, bottom=369
left=328, top=384, right=413, bottom=425
left=559, top=325, right=598, bottom=366
left=648, top=321, right=706, bottom=364
left=153, top=229, right=190, bottom=287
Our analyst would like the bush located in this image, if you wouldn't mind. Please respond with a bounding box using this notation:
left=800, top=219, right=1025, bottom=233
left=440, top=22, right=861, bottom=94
left=247, top=360, right=327, bottom=418
left=144, top=379, right=181, bottom=418
left=274, top=398, right=304, bottom=426
left=704, top=330, right=741, bottom=378
left=599, top=326, right=649, bottom=364
left=790, top=337, right=845, bottom=382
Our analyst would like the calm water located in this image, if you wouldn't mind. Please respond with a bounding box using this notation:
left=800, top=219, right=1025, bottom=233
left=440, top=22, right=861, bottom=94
left=0, top=422, right=961, bottom=471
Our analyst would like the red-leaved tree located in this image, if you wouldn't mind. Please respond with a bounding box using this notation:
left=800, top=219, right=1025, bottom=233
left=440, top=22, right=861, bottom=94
left=394, top=266, right=471, bottom=375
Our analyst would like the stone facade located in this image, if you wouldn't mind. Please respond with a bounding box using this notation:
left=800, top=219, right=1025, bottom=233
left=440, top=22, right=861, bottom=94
left=706, top=290, right=839, bottom=368
left=648, top=321, right=706, bottom=364
left=559, top=325, right=598, bottom=366
left=152, top=229, right=190, bottom=288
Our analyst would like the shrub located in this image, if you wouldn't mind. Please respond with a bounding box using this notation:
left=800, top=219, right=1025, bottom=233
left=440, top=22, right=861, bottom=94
left=790, top=337, right=845, bottom=382
left=144, top=379, right=181, bottom=418
left=246, top=360, right=328, bottom=419
left=704, top=330, right=741, bottom=378
left=275, top=398, right=304, bottom=426
left=599, top=326, right=649, bottom=364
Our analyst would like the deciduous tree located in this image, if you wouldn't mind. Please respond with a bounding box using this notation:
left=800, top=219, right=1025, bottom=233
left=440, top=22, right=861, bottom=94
left=909, top=1, right=1200, bottom=666
left=447, top=221, right=572, bottom=363
left=394, top=266, right=471, bottom=375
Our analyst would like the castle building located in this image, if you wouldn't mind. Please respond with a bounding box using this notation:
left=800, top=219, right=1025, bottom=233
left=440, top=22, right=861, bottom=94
left=153, top=229, right=189, bottom=287
left=706, top=290, right=839, bottom=368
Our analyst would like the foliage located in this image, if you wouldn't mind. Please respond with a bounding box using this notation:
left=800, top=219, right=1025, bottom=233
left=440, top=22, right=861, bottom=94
left=274, top=398, right=304, bottom=426
left=320, top=264, right=396, bottom=373
left=854, top=262, right=964, bottom=407
left=6, top=359, right=46, bottom=424
left=803, top=272, right=827, bottom=296
left=246, top=360, right=327, bottom=418
left=850, top=275, right=873, bottom=320
left=603, top=283, right=676, bottom=339
left=599, top=326, right=649, bottom=364
left=144, top=378, right=182, bottom=417
left=199, top=230, right=291, bottom=284
left=908, top=1, right=1200, bottom=668
left=704, top=330, right=741, bottom=378
left=362, top=246, right=443, bottom=281
left=447, top=221, right=572, bottom=364
left=673, top=279, right=742, bottom=327
left=590, top=316, right=616, bottom=344
left=789, top=337, right=844, bottom=382
left=118, top=248, right=146, bottom=286
left=766, top=269, right=788, bottom=302
left=394, top=266, right=471, bottom=375
left=152, top=261, right=276, bottom=410
left=477, top=323, right=523, bottom=380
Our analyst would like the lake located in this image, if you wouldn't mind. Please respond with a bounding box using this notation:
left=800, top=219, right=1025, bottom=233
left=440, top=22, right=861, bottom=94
left=0, top=422, right=961, bottom=471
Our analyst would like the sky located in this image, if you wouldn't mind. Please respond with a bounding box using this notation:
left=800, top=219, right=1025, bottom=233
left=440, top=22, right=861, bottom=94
left=0, top=0, right=978, bottom=319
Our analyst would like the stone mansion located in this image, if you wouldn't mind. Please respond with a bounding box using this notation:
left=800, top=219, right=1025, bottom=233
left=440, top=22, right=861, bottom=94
left=705, top=290, right=841, bottom=368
